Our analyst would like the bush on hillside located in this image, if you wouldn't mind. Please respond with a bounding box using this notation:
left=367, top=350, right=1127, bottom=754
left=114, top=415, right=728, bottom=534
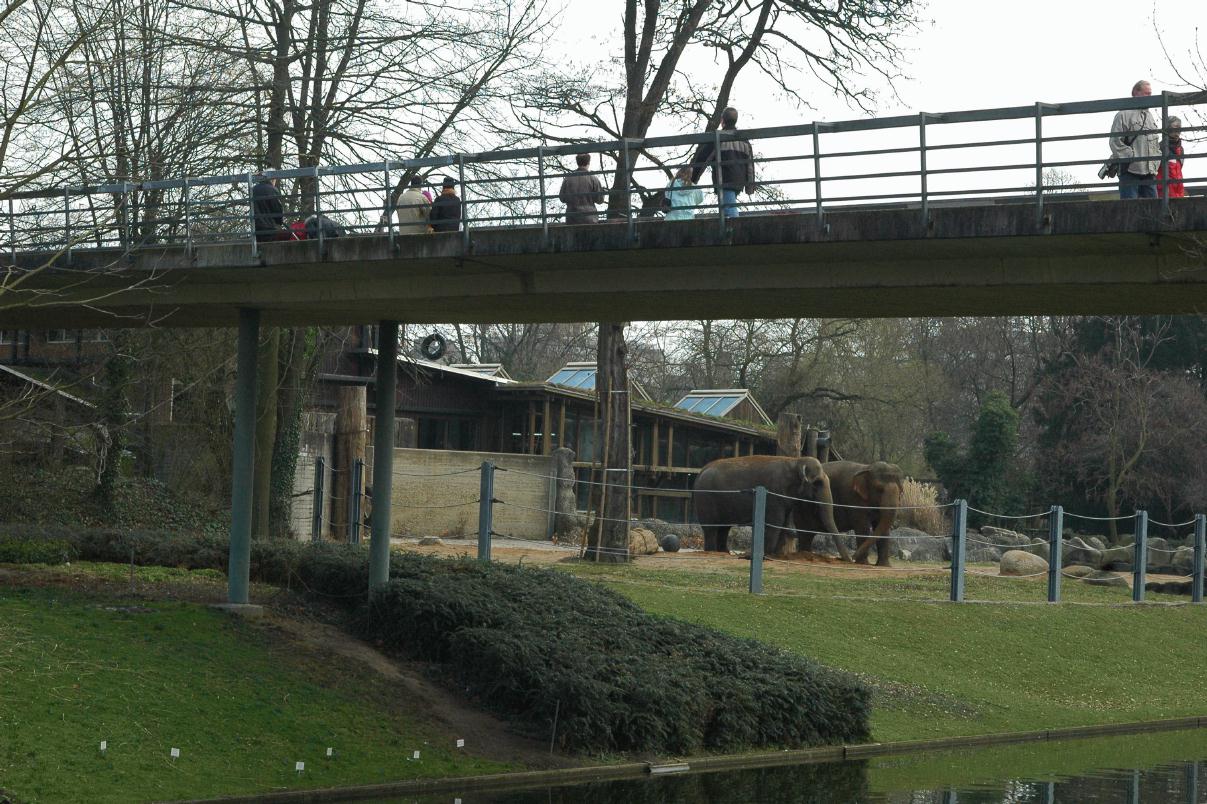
left=0, top=528, right=871, bottom=755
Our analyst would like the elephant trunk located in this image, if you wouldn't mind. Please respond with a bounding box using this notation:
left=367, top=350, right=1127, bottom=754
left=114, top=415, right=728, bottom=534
left=820, top=500, right=852, bottom=561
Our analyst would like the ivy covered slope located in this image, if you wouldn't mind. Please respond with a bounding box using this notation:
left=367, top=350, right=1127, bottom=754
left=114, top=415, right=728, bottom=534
left=0, top=531, right=871, bottom=755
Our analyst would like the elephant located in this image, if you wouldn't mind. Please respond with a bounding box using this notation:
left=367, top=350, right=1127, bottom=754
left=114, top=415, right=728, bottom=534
left=692, top=455, right=848, bottom=559
left=811, top=460, right=904, bottom=567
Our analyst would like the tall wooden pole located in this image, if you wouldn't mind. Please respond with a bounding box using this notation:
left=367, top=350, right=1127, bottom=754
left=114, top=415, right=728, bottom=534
left=588, top=323, right=630, bottom=563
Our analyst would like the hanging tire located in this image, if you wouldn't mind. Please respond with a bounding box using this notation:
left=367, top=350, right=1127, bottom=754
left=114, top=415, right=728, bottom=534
left=419, top=332, right=447, bottom=360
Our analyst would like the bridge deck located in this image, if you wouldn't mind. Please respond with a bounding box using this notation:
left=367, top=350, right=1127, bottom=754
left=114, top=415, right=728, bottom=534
left=4, top=197, right=1207, bottom=328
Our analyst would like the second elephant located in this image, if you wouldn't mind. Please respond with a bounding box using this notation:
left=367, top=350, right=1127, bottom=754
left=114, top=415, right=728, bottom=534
left=798, top=460, right=904, bottom=566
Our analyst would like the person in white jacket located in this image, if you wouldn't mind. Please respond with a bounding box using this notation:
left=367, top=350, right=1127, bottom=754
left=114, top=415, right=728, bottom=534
left=395, top=176, right=431, bottom=233
left=1109, top=80, right=1161, bottom=200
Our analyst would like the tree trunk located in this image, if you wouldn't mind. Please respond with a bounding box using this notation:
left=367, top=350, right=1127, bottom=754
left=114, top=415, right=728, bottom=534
left=776, top=413, right=802, bottom=457
left=332, top=385, right=367, bottom=542
left=804, top=428, right=819, bottom=459
left=269, top=328, right=307, bottom=537
left=587, top=323, right=630, bottom=563
left=95, top=331, right=134, bottom=509
left=253, top=329, right=279, bottom=538
left=553, top=447, right=579, bottom=539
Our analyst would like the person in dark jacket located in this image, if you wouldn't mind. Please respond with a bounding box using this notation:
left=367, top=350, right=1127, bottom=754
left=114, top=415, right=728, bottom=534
left=690, top=107, right=756, bottom=218
left=429, top=176, right=462, bottom=232
left=251, top=176, right=285, bottom=241
left=558, top=153, right=605, bottom=224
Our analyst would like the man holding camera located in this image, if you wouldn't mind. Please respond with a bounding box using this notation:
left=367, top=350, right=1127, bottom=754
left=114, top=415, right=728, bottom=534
left=1108, top=80, right=1160, bottom=199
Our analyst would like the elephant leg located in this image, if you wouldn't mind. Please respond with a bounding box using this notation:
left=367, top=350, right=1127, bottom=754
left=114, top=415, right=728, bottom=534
left=831, top=534, right=853, bottom=562
left=718, top=527, right=730, bottom=553
left=874, top=536, right=893, bottom=567
left=702, top=525, right=724, bottom=552
left=852, top=536, right=873, bottom=564
left=797, top=531, right=816, bottom=553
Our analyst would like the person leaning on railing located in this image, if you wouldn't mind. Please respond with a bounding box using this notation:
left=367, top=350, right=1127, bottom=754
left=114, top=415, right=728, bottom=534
left=396, top=175, right=431, bottom=234
left=664, top=165, right=704, bottom=221
left=429, top=176, right=462, bottom=232
left=689, top=107, right=756, bottom=219
left=558, top=153, right=605, bottom=224
left=1157, top=115, right=1186, bottom=199
left=1109, top=80, right=1161, bottom=200
left=251, top=176, right=285, bottom=241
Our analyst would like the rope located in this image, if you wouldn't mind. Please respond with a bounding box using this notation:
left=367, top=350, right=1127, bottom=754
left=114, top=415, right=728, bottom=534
left=967, top=507, right=1050, bottom=521
left=395, top=499, right=479, bottom=510
left=497, top=465, right=745, bottom=494
left=765, top=489, right=955, bottom=511
left=1148, top=518, right=1197, bottom=529
left=966, top=568, right=1048, bottom=578
left=1063, top=511, right=1136, bottom=522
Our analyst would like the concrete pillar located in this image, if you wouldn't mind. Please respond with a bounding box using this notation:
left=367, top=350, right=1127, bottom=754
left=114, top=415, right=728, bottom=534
left=369, top=320, right=399, bottom=590
left=228, top=308, right=260, bottom=604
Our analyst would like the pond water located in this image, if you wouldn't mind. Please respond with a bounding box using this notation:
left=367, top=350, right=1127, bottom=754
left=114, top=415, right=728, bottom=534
left=382, top=728, right=1207, bottom=803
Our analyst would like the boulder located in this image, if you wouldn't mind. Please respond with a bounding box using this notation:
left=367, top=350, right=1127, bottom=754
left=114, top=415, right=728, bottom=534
left=1146, top=579, right=1192, bottom=596
left=637, top=518, right=703, bottom=542
left=1062, top=537, right=1101, bottom=569
left=1086, top=536, right=1108, bottom=552
left=660, top=534, right=681, bottom=553
left=1021, top=540, right=1050, bottom=562
left=1099, top=546, right=1132, bottom=571
left=1146, top=537, right=1172, bottom=570
left=1061, top=564, right=1096, bottom=578
left=417, top=536, right=444, bottom=546
left=980, top=526, right=1028, bottom=547
left=1173, top=546, right=1194, bottom=575
left=1000, top=550, right=1048, bottom=577
left=727, top=526, right=752, bottom=554
left=890, top=527, right=949, bottom=562
left=629, top=527, right=660, bottom=555
left=806, top=531, right=859, bottom=559
left=1083, top=570, right=1128, bottom=588
left=968, top=546, right=1003, bottom=564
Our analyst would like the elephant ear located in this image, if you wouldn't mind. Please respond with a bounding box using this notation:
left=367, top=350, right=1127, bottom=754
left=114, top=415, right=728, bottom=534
left=852, top=469, right=871, bottom=501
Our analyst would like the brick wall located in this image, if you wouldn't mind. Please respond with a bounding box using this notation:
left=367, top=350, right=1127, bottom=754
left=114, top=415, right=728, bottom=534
left=369, top=447, right=554, bottom=540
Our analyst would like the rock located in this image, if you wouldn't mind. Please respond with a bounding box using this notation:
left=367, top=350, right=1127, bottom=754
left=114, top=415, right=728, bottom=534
left=968, top=546, right=1003, bottom=564
left=1061, top=564, right=1096, bottom=578
left=417, top=536, right=444, bottom=546
left=889, top=527, right=949, bottom=562
left=659, top=533, right=681, bottom=553
left=1083, top=570, right=1128, bottom=588
left=1021, top=540, right=1050, bottom=562
left=1099, top=546, right=1132, bottom=571
left=980, top=526, right=1028, bottom=546
left=727, top=526, right=752, bottom=553
left=1173, top=546, right=1194, bottom=575
left=1146, top=579, right=1192, bottom=596
left=629, top=527, right=660, bottom=555
left=1000, top=550, right=1048, bottom=576
left=1062, top=537, right=1101, bottom=569
left=1087, top=536, right=1108, bottom=552
left=1146, top=537, right=1172, bottom=570
left=809, top=532, right=859, bottom=559
left=637, top=518, right=703, bottom=542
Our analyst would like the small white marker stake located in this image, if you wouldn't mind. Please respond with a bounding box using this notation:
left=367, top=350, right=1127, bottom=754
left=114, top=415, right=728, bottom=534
left=412, top=750, right=420, bottom=760
left=295, top=761, right=305, bottom=773
left=99, top=740, right=107, bottom=754
left=326, top=747, right=334, bottom=758
left=456, top=739, right=464, bottom=749
left=170, top=747, right=180, bottom=759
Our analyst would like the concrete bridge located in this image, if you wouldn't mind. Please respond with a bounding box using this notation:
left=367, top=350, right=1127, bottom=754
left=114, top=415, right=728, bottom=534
left=2, top=90, right=1205, bottom=606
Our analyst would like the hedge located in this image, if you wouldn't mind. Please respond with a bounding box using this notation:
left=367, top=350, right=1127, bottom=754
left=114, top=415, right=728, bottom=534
left=0, top=526, right=871, bottom=755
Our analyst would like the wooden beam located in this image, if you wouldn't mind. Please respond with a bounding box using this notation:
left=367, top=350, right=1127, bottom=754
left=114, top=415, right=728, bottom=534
left=542, top=397, right=552, bottom=456
left=527, top=401, right=536, bottom=454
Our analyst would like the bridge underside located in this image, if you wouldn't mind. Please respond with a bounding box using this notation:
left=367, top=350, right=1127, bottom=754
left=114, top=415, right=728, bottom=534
left=4, top=198, right=1207, bottom=328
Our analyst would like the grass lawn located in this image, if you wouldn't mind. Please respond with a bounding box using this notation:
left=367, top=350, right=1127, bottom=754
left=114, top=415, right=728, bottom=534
left=564, top=559, right=1207, bottom=744
left=0, top=576, right=511, bottom=803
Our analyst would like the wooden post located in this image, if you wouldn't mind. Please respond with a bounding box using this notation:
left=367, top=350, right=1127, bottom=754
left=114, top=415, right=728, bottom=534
left=587, top=322, right=631, bottom=563
left=651, top=419, right=660, bottom=468
left=776, top=413, right=802, bottom=457
left=666, top=423, right=674, bottom=468
left=542, top=398, right=552, bottom=455
left=558, top=400, right=567, bottom=450
left=527, top=401, right=536, bottom=454
left=804, top=427, right=818, bottom=459
left=553, top=447, right=578, bottom=538
left=817, top=430, right=831, bottom=463
left=333, top=385, right=367, bottom=543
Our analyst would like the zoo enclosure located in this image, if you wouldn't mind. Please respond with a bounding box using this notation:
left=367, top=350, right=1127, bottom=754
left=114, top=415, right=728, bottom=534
left=3, top=91, right=1206, bottom=256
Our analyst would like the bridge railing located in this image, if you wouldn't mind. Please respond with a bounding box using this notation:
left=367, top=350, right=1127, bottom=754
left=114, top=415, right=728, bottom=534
left=3, top=91, right=1206, bottom=258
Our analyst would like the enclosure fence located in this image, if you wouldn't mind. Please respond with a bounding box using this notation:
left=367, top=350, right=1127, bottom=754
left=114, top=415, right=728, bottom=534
left=4, top=92, right=1207, bottom=259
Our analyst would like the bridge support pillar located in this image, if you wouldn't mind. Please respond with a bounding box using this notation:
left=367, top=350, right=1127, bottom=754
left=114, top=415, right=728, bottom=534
left=369, top=320, right=399, bottom=590
left=227, top=308, right=260, bottom=604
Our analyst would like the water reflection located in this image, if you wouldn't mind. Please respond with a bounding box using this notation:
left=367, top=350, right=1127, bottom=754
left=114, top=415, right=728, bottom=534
left=378, top=729, right=1207, bottom=804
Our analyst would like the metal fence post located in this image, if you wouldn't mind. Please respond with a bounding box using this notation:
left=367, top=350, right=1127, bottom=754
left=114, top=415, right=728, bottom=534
left=1193, top=514, right=1205, bottom=604
left=622, top=138, right=635, bottom=241
left=350, top=457, right=364, bottom=544
left=812, top=122, right=823, bottom=225
left=1133, top=510, right=1148, bottom=603
left=383, top=163, right=394, bottom=248
left=8, top=197, right=16, bottom=262
left=1034, top=102, right=1045, bottom=227
left=183, top=181, right=193, bottom=254
left=1047, top=504, right=1063, bottom=603
left=537, top=146, right=548, bottom=243
left=313, top=166, right=324, bottom=253
left=750, top=486, right=766, bottom=594
left=63, top=187, right=72, bottom=264
left=121, top=182, right=132, bottom=247
left=458, top=154, right=469, bottom=251
left=1161, top=91, right=1170, bottom=213
left=918, top=112, right=928, bottom=226
left=713, top=128, right=725, bottom=235
left=247, top=173, right=258, bottom=258
left=1187, top=761, right=1199, bottom=804
left=312, top=455, right=325, bottom=541
left=478, top=460, right=494, bottom=562
left=950, top=499, right=967, bottom=602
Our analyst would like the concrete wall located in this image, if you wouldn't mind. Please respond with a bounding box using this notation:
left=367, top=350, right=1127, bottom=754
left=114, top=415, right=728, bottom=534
left=292, top=412, right=336, bottom=540
left=370, top=447, right=555, bottom=540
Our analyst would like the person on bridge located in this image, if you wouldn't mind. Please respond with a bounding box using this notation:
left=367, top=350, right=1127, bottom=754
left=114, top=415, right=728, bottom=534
left=1157, top=115, right=1186, bottom=199
left=558, top=153, right=605, bottom=224
left=690, top=107, right=756, bottom=219
left=664, top=165, right=704, bottom=220
left=396, top=176, right=431, bottom=234
left=429, top=176, right=463, bottom=232
left=252, top=176, right=285, bottom=242
left=1109, top=80, right=1161, bottom=200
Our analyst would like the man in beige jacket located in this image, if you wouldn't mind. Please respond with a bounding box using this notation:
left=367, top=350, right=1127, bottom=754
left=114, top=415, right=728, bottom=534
left=1109, top=80, right=1160, bottom=199
left=396, top=176, right=431, bottom=233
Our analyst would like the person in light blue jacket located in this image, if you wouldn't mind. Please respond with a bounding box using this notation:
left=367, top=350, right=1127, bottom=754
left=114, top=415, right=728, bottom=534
left=665, top=165, right=704, bottom=220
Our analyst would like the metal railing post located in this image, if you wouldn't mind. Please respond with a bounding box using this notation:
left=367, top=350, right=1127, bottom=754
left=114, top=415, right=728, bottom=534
left=247, top=173, right=258, bottom=258
left=537, top=146, right=548, bottom=243
left=1160, top=91, right=1170, bottom=213
left=8, top=198, right=15, bottom=262
left=1187, top=761, right=1199, bottom=804
left=1133, top=510, right=1148, bottom=603
left=478, top=460, right=494, bottom=562
left=63, top=187, right=71, bottom=264
left=750, top=486, right=766, bottom=594
left=713, top=129, right=725, bottom=234
left=1034, top=102, right=1044, bottom=227
left=313, top=166, right=324, bottom=253
left=350, top=457, right=364, bottom=544
left=950, top=499, right=967, bottom=602
left=458, top=155, right=469, bottom=251
left=312, top=455, right=325, bottom=541
left=1047, top=505, right=1063, bottom=603
left=919, top=113, right=928, bottom=226
left=812, top=122, right=823, bottom=225
left=183, top=181, right=193, bottom=254
left=121, top=182, right=132, bottom=247
left=622, top=138, right=635, bottom=241
left=383, top=164, right=394, bottom=248
left=1193, top=514, right=1205, bottom=604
